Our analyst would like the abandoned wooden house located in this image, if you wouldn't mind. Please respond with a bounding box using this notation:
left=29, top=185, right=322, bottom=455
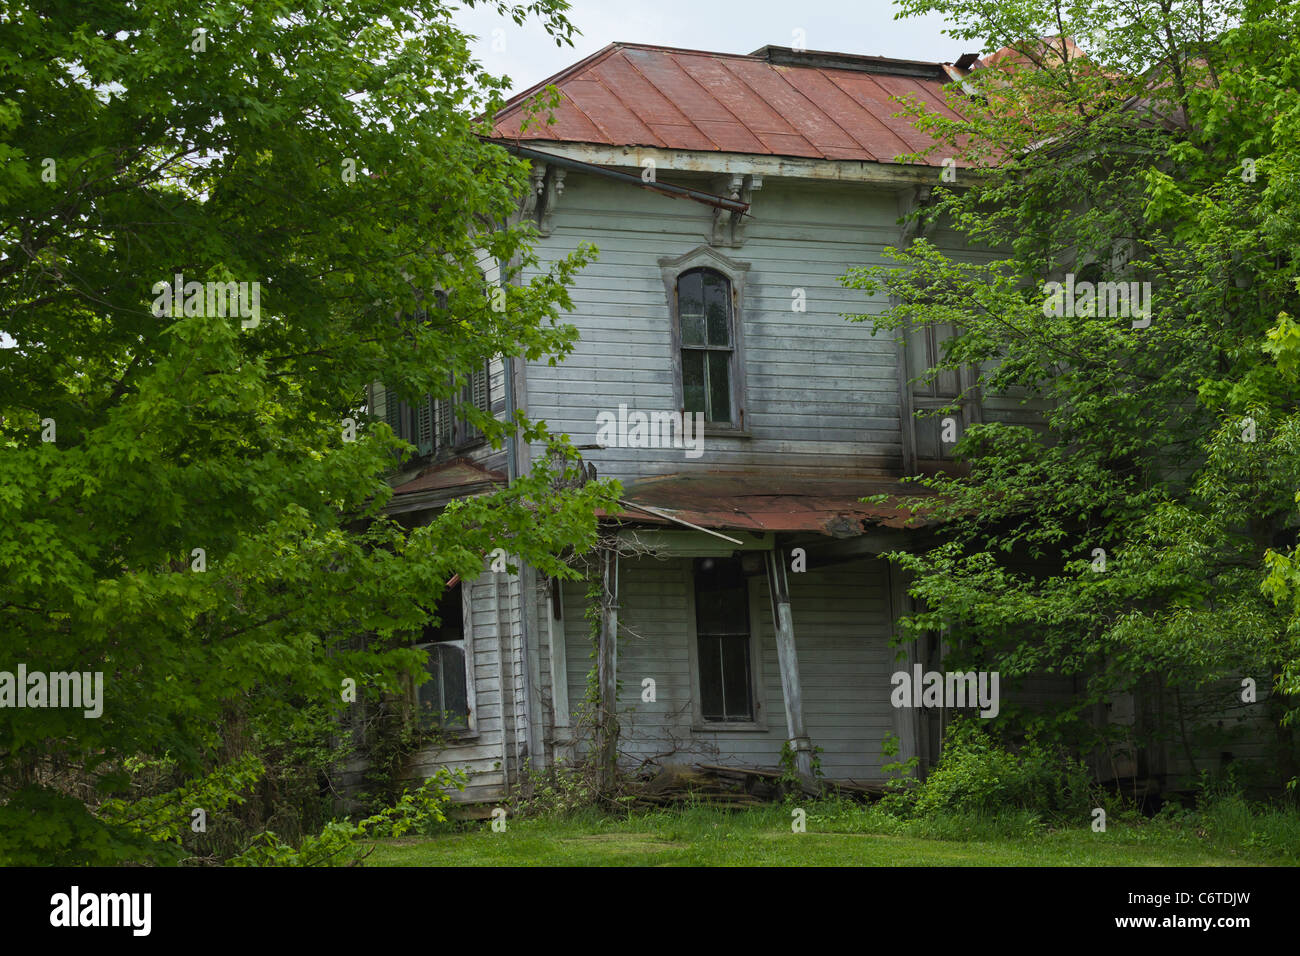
left=355, top=41, right=1265, bottom=804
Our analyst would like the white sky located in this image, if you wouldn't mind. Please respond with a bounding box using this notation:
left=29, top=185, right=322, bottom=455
left=456, top=0, right=967, bottom=97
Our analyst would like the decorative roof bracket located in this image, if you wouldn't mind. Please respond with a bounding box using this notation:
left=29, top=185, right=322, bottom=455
left=711, top=173, right=761, bottom=248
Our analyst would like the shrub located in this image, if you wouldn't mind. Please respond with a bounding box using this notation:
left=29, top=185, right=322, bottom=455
left=912, top=719, right=1095, bottom=819
left=229, top=770, right=463, bottom=866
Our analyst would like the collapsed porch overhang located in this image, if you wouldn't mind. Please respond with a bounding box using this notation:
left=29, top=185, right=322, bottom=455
left=386, top=457, right=507, bottom=515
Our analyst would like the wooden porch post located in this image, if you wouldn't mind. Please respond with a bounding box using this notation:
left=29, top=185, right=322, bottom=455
left=546, top=576, right=574, bottom=764
left=596, top=544, right=619, bottom=786
left=887, top=562, right=921, bottom=773
left=765, top=548, right=813, bottom=779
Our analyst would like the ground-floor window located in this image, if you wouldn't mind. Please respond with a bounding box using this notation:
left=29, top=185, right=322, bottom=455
left=693, top=556, right=754, bottom=722
left=413, top=582, right=469, bottom=729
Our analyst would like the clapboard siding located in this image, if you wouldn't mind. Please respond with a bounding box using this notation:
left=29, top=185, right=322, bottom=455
left=561, top=554, right=900, bottom=782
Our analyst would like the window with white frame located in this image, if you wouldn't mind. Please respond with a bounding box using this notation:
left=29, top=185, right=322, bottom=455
left=411, top=581, right=469, bottom=729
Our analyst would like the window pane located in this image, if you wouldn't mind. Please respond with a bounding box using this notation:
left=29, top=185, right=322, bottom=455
left=418, top=648, right=443, bottom=717
left=682, top=349, right=706, bottom=415
left=720, top=636, right=752, bottom=719
left=933, top=324, right=960, bottom=397
left=707, top=351, right=732, bottom=424
left=703, top=271, right=731, bottom=346
left=678, top=271, right=705, bottom=345
left=694, top=557, right=746, bottom=632
left=423, top=584, right=463, bottom=644
left=698, top=635, right=725, bottom=720
left=416, top=643, right=468, bottom=727
left=439, top=644, right=468, bottom=725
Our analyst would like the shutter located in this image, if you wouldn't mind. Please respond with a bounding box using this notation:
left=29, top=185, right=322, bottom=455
left=472, top=362, right=490, bottom=412
left=467, top=361, right=490, bottom=442
left=383, top=385, right=402, bottom=434
left=435, top=388, right=453, bottom=452
left=415, top=394, right=434, bottom=457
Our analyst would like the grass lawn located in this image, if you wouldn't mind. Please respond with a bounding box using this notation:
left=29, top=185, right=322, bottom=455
left=363, top=802, right=1294, bottom=866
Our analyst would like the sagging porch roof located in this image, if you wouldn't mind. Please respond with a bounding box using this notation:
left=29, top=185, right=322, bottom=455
left=604, top=473, right=931, bottom=538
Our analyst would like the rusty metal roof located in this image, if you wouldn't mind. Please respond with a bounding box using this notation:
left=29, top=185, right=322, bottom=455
left=606, top=473, right=932, bottom=537
left=492, top=43, right=966, bottom=165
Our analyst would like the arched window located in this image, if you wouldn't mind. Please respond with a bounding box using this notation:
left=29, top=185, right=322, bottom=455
left=676, top=267, right=734, bottom=423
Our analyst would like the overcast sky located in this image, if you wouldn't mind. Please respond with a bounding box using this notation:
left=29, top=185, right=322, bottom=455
left=456, top=0, right=968, bottom=98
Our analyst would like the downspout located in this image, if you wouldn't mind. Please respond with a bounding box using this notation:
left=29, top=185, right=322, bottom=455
left=494, top=570, right=514, bottom=790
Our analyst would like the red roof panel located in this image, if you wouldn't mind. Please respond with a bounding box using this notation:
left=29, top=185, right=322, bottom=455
left=534, top=94, right=606, bottom=141
left=821, top=70, right=939, bottom=156
left=624, top=49, right=741, bottom=125
left=688, top=119, right=767, bottom=154
left=590, top=52, right=695, bottom=127
left=647, top=122, right=721, bottom=151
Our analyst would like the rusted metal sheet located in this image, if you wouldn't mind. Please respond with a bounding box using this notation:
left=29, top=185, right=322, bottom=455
left=493, top=42, right=960, bottom=165
left=823, top=71, right=938, bottom=156
left=602, top=473, right=933, bottom=537
left=563, top=78, right=665, bottom=146
left=769, top=66, right=896, bottom=158
left=527, top=93, right=604, bottom=142
left=673, top=53, right=792, bottom=142
left=646, top=122, right=719, bottom=152
left=621, top=48, right=736, bottom=125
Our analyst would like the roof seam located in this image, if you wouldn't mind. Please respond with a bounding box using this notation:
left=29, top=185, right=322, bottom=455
left=587, top=60, right=668, bottom=148
left=672, top=52, right=753, bottom=136
left=806, top=66, right=878, bottom=160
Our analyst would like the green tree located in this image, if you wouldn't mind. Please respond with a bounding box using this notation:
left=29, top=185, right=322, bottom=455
left=845, top=0, right=1300, bottom=787
left=0, top=0, right=616, bottom=863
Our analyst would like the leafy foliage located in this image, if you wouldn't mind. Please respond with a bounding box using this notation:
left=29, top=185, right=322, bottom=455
left=229, top=772, right=462, bottom=866
left=845, top=0, right=1300, bottom=786
left=0, top=0, right=618, bottom=862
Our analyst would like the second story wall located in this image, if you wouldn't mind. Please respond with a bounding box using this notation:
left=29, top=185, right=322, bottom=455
left=521, top=170, right=938, bottom=484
